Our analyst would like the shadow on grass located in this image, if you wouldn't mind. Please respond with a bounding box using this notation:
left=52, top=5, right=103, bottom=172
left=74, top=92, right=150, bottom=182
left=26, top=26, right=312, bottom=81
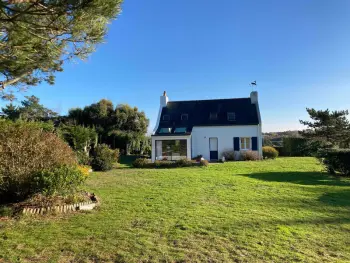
left=318, top=190, right=350, bottom=207
left=244, top=171, right=350, bottom=187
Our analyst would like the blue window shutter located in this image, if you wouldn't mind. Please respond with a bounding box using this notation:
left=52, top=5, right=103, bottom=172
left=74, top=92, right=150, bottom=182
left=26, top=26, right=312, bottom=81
left=252, top=137, right=258, bottom=151
left=234, top=137, right=240, bottom=151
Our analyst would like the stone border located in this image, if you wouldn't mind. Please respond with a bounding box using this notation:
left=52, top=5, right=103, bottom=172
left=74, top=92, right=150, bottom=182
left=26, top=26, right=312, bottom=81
left=22, top=201, right=97, bottom=215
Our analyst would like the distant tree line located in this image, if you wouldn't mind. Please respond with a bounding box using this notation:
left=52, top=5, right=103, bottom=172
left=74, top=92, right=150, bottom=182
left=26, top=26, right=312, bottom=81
left=1, top=96, right=151, bottom=156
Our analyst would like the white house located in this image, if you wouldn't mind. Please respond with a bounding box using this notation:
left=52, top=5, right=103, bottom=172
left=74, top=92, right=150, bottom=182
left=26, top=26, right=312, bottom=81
left=151, top=91, right=263, bottom=162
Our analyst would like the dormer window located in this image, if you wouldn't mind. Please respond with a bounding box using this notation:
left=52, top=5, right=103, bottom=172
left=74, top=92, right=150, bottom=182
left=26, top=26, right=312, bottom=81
left=210, top=112, right=218, bottom=120
left=159, top=127, right=171, bottom=134
left=181, top=114, right=188, bottom=121
left=227, top=112, right=236, bottom=121
left=174, top=127, right=187, bottom=133
left=163, top=115, right=170, bottom=121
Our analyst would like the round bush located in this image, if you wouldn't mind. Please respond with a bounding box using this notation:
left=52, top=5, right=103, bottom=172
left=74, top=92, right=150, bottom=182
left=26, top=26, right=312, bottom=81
left=241, top=150, right=259, bottom=161
left=31, top=165, right=86, bottom=197
left=222, top=150, right=235, bottom=161
left=175, top=159, right=193, bottom=167
left=0, top=120, right=77, bottom=202
left=132, top=158, right=151, bottom=168
left=263, top=146, right=279, bottom=159
left=91, top=144, right=119, bottom=171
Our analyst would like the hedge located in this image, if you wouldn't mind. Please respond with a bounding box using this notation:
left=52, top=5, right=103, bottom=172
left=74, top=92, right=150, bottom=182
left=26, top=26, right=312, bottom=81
left=132, top=158, right=208, bottom=168
left=320, top=149, right=350, bottom=176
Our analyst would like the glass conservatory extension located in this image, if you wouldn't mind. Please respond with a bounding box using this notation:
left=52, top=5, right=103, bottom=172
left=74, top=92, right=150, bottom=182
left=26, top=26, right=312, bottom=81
left=155, top=139, right=187, bottom=161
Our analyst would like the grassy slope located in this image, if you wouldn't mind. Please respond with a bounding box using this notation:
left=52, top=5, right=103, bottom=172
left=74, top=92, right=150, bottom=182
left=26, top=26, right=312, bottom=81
left=1, top=158, right=350, bottom=262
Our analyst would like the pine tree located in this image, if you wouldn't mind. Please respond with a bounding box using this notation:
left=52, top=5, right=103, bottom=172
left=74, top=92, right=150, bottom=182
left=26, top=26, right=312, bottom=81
left=300, top=108, right=350, bottom=148
left=0, top=0, right=123, bottom=100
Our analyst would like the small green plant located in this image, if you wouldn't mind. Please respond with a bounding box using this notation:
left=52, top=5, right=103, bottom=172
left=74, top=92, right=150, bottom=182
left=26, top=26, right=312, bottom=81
left=91, top=144, right=119, bottom=171
left=0, top=206, right=13, bottom=217
left=31, top=165, right=86, bottom=197
left=263, top=146, right=279, bottom=159
left=241, top=151, right=259, bottom=161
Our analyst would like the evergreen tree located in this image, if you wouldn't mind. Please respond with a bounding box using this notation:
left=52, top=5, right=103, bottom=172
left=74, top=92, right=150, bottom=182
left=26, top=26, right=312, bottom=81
left=1, top=95, right=58, bottom=121
left=0, top=0, right=123, bottom=100
left=300, top=108, right=350, bottom=148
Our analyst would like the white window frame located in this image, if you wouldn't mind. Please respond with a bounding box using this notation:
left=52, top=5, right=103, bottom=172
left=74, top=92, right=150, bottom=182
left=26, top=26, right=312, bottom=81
left=240, top=137, right=251, bottom=150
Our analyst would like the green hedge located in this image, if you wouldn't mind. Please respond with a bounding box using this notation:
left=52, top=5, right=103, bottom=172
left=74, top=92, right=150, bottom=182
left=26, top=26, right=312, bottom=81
left=132, top=158, right=208, bottom=168
left=320, top=149, right=350, bottom=176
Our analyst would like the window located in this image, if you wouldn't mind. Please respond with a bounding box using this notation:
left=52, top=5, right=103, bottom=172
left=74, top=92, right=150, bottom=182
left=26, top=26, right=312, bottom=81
left=210, top=112, right=218, bottom=120
left=181, top=114, right=188, bottom=121
left=174, top=127, right=187, bottom=133
left=240, top=137, right=251, bottom=150
left=159, top=127, right=171, bottom=134
left=155, top=140, right=187, bottom=161
left=227, top=112, right=236, bottom=121
left=163, top=115, right=170, bottom=121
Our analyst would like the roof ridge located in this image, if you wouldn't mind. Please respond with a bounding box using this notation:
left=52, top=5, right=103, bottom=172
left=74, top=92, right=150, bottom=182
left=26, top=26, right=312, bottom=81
left=169, top=97, right=250, bottom=103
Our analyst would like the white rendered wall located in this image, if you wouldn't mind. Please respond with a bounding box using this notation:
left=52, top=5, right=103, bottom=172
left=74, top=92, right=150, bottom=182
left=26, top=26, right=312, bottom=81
left=191, top=125, right=262, bottom=160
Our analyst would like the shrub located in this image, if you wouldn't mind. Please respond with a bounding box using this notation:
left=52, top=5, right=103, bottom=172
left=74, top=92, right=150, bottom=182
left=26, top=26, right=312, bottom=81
left=241, top=150, right=259, bottom=161
left=77, top=165, right=91, bottom=177
left=31, top=165, right=86, bottom=196
left=320, top=149, right=350, bottom=176
left=91, top=144, right=119, bottom=171
left=263, top=146, right=279, bottom=159
left=132, top=158, right=152, bottom=168
left=222, top=150, right=235, bottom=161
left=76, top=151, right=91, bottom=165
left=0, top=120, right=77, bottom=203
left=175, top=159, right=194, bottom=167
left=154, top=160, right=174, bottom=168
left=199, top=159, right=209, bottom=167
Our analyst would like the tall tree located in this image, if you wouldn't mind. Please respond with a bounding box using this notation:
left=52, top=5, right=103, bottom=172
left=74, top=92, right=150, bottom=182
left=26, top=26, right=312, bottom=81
left=300, top=108, right=350, bottom=148
left=67, top=100, right=150, bottom=153
left=1, top=95, right=58, bottom=121
left=0, top=0, right=122, bottom=100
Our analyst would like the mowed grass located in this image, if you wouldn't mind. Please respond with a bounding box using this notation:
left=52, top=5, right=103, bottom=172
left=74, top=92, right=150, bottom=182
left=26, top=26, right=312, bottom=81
left=1, top=158, right=350, bottom=263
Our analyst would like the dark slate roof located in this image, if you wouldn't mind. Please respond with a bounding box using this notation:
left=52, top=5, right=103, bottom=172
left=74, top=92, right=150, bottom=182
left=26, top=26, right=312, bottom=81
left=155, top=97, right=260, bottom=135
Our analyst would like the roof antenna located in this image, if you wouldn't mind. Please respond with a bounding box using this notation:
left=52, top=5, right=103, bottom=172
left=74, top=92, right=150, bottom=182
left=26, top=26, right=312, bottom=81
left=250, top=80, right=257, bottom=91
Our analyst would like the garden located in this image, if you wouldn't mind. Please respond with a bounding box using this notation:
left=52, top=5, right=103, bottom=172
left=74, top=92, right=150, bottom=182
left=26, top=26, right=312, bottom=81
left=1, top=157, right=350, bottom=262
left=0, top=98, right=350, bottom=262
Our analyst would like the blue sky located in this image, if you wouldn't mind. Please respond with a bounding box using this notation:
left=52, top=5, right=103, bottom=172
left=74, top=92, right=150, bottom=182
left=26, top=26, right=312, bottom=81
left=2, top=0, right=350, bottom=132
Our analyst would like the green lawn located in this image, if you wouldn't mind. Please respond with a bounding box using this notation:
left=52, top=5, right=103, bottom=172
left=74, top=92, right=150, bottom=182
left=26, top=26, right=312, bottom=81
left=1, top=157, right=350, bottom=262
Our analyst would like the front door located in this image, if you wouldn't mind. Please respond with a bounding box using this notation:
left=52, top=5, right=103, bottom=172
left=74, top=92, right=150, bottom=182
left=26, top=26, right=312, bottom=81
left=209, top=137, right=218, bottom=161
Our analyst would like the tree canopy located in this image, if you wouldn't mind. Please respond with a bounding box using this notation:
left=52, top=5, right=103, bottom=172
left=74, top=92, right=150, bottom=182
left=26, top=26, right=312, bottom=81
left=0, top=0, right=122, bottom=100
left=300, top=108, right=350, bottom=148
left=67, top=100, right=150, bottom=153
left=1, top=95, right=58, bottom=121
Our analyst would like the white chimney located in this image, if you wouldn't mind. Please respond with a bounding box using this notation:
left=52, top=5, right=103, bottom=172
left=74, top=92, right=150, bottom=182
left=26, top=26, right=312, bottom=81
left=250, top=91, right=258, bottom=104
left=160, top=91, right=169, bottom=107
